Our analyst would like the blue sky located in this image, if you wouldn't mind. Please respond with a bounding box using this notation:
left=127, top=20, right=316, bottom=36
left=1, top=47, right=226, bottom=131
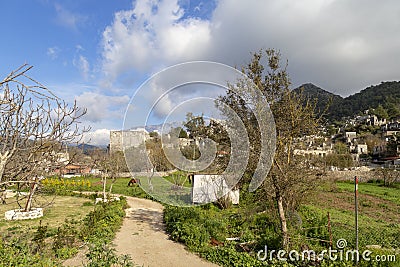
left=1, top=0, right=399, bottom=145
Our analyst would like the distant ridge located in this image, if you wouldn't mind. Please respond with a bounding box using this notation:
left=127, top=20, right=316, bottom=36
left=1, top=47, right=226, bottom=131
left=130, top=121, right=184, bottom=133
left=295, top=81, right=400, bottom=121
left=76, top=143, right=105, bottom=152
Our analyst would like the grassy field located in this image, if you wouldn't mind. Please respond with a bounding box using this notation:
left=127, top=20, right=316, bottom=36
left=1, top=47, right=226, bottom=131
left=303, top=180, right=400, bottom=255
left=0, top=189, right=131, bottom=266
left=0, top=195, right=94, bottom=233
left=3, top=175, right=397, bottom=266
left=162, top=178, right=400, bottom=266
left=336, top=180, right=400, bottom=205
left=65, top=175, right=193, bottom=205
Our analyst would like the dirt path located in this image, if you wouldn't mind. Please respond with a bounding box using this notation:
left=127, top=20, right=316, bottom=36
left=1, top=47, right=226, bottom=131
left=63, top=196, right=218, bottom=267
left=113, top=196, right=219, bottom=267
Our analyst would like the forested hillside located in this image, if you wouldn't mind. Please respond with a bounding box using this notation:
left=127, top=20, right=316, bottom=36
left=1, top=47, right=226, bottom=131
left=296, top=81, right=400, bottom=121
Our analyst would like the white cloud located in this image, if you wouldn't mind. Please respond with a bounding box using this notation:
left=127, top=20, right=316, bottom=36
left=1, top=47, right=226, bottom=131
left=76, top=44, right=84, bottom=50
left=54, top=3, right=87, bottom=30
left=82, top=128, right=112, bottom=146
left=101, top=0, right=400, bottom=96
left=73, top=55, right=90, bottom=80
left=47, top=46, right=61, bottom=60
left=101, top=0, right=211, bottom=80
left=123, top=63, right=233, bottom=129
left=75, top=92, right=130, bottom=123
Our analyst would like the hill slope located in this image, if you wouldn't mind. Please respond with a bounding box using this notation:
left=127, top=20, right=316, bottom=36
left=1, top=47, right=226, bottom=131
left=296, top=81, right=400, bottom=121
left=296, top=83, right=344, bottom=119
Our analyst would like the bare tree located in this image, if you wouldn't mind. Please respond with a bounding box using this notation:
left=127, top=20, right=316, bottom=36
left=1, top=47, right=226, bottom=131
left=90, top=149, right=128, bottom=200
left=0, top=64, right=88, bottom=211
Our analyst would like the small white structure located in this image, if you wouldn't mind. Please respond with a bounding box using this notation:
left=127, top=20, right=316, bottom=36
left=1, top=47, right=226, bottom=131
left=355, top=144, right=368, bottom=154
left=95, top=196, right=120, bottom=204
left=5, top=208, right=43, bottom=220
left=191, top=174, right=239, bottom=204
left=345, top=132, right=357, bottom=143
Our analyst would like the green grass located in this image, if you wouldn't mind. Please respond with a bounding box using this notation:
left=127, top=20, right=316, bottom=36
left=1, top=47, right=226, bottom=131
left=307, top=181, right=400, bottom=248
left=163, top=180, right=400, bottom=266
left=301, top=204, right=400, bottom=249
left=0, top=195, right=94, bottom=233
left=163, top=170, right=192, bottom=187
left=68, top=175, right=193, bottom=206
left=337, top=181, right=400, bottom=205
left=0, top=195, right=132, bottom=266
left=50, top=176, right=149, bottom=198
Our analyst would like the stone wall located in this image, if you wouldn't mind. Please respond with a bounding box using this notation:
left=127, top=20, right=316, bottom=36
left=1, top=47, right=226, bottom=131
left=5, top=208, right=43, bottom=220
left=325, top=170, right=376, bottom=182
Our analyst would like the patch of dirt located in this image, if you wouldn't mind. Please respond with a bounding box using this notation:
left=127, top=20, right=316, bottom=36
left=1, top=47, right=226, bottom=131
left=62, top=247, right=88, bottom=266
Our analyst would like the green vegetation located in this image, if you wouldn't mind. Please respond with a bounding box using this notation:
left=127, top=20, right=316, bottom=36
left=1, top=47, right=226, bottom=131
left=69, top=175, right=191, bottom=205
left=298, top=81, right=400, bottom=121
left=1, top=176, right=398, bottom=266
left=337, top=181, right=400, bottom=205
left=163, top=170, right=191, bottom=187
left=0, top=194, right=135, bottom=266
left=325, top=153, right=354, bottom=169
left=0, top=195, right=93, bottom=233
left=164, top=202, right=282, bottom=266
left=41, top=177, right=92, bottom=193
left=43, top=176, right=149, bottom=199
left=164, top=181, right=400, bottom=266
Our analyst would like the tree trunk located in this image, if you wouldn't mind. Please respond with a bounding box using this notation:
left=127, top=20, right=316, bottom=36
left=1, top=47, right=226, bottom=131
left=277, top=195, right=289, bottom=250
left=0, top=161, right=6, bottom=183
left=0, top=152, right=11, bottom=183
left=24, top=182, right=38, bottom=212
left=109, top=179, right=114, bottom=194
left=102, top=176, right=107, bottom=200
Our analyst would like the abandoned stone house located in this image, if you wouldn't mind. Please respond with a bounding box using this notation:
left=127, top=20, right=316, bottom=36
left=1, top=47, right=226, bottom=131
left=109, top=129, right=150, bottom=153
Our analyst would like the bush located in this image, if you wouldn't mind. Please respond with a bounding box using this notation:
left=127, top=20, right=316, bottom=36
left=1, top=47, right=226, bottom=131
left=80, top=198, right=127, bottom=243
left=84, top=241, right=134, bottom=267
left=164, top=204, right=284, bottom=266
left=42, top=177, right=92, bottom=195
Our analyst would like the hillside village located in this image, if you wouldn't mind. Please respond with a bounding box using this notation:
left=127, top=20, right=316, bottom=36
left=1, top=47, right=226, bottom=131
left=296, top=110, right=400, bottom=169
left=53, top=96, right=400, bottom=179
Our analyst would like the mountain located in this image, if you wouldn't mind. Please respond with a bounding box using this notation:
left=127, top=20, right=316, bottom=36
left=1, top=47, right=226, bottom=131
left=342, top=81, right=400, bottom=118
left=296, top=81, right=400, bottom=121
left=131, top=121, right=184, bottom=133
left=295, top=83, right=344, bottom=119
left=76, top=143, right=105, bottom=153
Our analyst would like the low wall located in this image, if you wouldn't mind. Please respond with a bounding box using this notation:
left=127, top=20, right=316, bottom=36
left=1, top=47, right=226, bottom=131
left=5, top=208, right=43, bottom=220
left=324, top=165, right=390, bottom=182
